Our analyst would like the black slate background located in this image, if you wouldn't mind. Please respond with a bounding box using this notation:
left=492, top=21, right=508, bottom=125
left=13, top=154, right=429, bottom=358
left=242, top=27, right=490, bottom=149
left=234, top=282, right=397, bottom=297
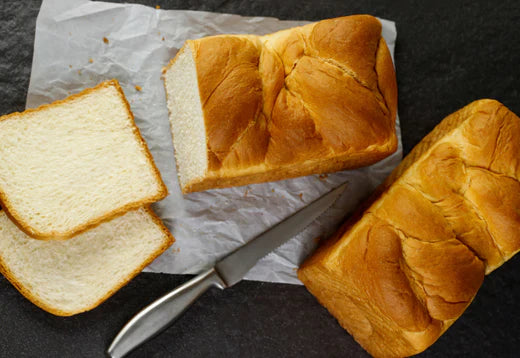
left=1, top=1, right=520, bottom=357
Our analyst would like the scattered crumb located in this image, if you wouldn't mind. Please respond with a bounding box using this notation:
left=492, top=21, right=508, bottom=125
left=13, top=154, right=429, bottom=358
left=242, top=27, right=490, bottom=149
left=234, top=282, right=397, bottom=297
left=162, top=36, right=165, bottom=41
left=103, top=37, right=109, bottom=44
left=69, top=32, right=72, bottom=36
left=77, top=70, right=82, bottom=76
left=292, top=268, right=298, bottom=272
left=161, top=67, right=167, bottom=74
left=244, top=189, right=249, bottom=197
left=299, top=193, right=303, bottom=200
left=135, top=85, right=142, bottom=91
left=158, top=31, right=161, bottom=35
left=67, top=91, right=71, bottom=95
left=318, top=174, right=328, bottom=180
left=88, top=58, right=94, bottom=63
left=271, top=189, right=275, bottom=193
left=313, top=236, right=322, bottom=244
left=68, top=65, right=72, bottom=69
left=156, top=5, right=160, bottom=9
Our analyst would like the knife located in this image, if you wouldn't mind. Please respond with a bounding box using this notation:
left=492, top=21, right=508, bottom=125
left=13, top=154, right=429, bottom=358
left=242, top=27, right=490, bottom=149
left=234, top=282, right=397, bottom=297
left=107, top=183, right=347, bottom=358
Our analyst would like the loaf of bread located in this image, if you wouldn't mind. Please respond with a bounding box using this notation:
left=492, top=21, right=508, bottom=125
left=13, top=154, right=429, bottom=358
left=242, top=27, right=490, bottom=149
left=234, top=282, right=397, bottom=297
left=163, top=15, right=398, bottom=193
left=0, top=80, right=167, bottom=240
left=298, top=99, right=520, bottom=357
left=0, top=207, right=173, bottom=316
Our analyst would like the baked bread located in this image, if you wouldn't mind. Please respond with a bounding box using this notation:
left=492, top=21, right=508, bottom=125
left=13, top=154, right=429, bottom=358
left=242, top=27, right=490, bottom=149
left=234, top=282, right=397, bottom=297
left=163, top=15, right=398, bottom=193
left=298, top=99, right=520, bottom=357
left=0, top=207, right=173, bottom=316
left=0, top=80, right=167, bottom=240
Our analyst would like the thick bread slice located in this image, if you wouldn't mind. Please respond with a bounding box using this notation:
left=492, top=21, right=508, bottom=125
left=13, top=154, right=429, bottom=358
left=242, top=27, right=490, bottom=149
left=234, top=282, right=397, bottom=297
left=164, top=15, right=398, bottom=193
left=0, top=80, right=167, bottom=240
left=298, top=100, right=520, bottom=357
left=0, top=207, right=173, bottom=316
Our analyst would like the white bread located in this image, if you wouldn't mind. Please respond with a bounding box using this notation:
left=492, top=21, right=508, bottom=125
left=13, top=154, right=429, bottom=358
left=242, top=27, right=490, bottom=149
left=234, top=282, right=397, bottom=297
left=0, top=207, right=173, bottom=316
left=299, top=100, right=520, bottom=357
left=164, top=15, right=398, bottom=193
left=0, top=80, right=167, bottom=240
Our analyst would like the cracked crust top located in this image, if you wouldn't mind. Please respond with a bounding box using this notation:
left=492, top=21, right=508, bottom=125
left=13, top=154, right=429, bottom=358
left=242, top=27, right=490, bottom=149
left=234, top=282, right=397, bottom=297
left=298, top=99, right=520, bottom=357
left=166, top=15, right=398, bottom=193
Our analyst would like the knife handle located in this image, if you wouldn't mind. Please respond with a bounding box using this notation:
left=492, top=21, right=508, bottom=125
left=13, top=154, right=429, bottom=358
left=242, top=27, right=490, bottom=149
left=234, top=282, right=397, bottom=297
left=108, top=268, right=225, bottom=358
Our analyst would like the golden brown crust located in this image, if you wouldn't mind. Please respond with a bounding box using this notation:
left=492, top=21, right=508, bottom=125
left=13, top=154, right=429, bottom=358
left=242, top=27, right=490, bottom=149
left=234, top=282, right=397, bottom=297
left=182, top=147, right=394, bottom=193
left=0, top=80, right=168, bottom=240
left=299, top=99, right=520, bottom=357
left=165, top=15, right=398, bottom=193
left=0, top=206, right=174, bottom=316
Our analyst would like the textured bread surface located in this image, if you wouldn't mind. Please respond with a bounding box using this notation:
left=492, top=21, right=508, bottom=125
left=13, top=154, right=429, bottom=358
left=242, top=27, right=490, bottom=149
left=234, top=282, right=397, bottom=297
left=298, top=99, right=520, bottom=357
left=164, top=15, right=398, bottom=193
left=0, top=207, right=174, bottom=316
left=0, top=80, right=167, bottom=239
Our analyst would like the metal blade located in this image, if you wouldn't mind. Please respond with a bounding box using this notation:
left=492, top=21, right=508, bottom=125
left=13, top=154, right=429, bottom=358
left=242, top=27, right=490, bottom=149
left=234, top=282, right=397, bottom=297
left=215, top=182, right=347, bottom=287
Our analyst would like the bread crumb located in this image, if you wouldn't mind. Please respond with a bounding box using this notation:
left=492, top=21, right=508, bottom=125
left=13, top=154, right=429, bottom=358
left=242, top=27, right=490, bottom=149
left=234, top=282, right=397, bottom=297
left=313, top=236, right=322, bottom=244
left=69, top=32, right=72, bottom=36
left=103, top=37, right=109, bottom=44
left=292, top=268, right=297, bottom=271
left=77, top=70, right=82, bottom=76
left=135, top=85, right=142, bottom=92
left=156, top=5, right=160, bottom=9
left=161, top=67, right=167, bottom=74
left=318, top=174, right=328, bottom=180
left=271, top=189, right=275, bottom=193
left=69, top=65, right=72, bottom=69
left=299, top=193, right=303, bottom=200
left=158, top=31, right=161, bottom=35
left=244, top=189, right=249, bottom=197
left=162, top=37, right=165, bottom=41
left=88, top=58, right=93, bottom=63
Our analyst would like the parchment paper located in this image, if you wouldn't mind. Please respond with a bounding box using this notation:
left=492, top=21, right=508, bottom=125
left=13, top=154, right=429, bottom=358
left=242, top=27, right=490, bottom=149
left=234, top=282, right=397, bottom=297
left=27, top=0, right=402, bottom=284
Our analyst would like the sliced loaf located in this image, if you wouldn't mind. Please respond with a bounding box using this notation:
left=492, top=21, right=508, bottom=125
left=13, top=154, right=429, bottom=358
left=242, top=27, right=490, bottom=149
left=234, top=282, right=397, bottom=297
left=164, top=15, right=397, bottom=193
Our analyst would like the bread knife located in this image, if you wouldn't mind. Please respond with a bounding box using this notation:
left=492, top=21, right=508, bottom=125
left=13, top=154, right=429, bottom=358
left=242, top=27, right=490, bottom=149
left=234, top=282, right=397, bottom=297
left=107, top=183, right=347, bottom=358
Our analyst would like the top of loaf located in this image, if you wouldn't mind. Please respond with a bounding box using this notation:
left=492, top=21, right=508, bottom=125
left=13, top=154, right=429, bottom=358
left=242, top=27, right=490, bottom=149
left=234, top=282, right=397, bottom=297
left=194, top=15, right=396, bottom=169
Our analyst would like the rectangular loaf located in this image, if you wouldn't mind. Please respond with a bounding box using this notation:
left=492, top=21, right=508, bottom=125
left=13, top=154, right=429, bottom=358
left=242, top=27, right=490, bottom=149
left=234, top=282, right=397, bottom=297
left=163, top=15, right=398, bottom=193
left=298, top=99, right=520, bottom=357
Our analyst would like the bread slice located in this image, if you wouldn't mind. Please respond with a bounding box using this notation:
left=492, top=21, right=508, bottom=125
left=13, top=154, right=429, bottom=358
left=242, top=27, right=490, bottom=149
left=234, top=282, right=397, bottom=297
left=164, top=15, right=398, bottom=193
left=298, top=100, right=520, bottom=357
left=0, top=207, right=173, bottom=316
left=0, top=80, right=167, bottom=240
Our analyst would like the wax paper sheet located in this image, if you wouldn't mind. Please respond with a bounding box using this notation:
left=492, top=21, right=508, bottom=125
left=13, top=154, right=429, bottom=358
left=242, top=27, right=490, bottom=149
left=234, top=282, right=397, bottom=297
left=27, top=0, right=401, bottom=284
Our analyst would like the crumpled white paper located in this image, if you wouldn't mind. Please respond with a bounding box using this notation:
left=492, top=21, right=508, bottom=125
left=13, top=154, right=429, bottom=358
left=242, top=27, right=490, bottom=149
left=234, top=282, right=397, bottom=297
left=27, top=0, right=402, bottom=284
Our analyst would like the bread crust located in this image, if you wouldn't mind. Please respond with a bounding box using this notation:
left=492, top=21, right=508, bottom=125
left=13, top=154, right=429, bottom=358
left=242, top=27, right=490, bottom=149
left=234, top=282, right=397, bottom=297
left=298, top=99, right=520, bottom=357
left=0, top=206, right=174, bottom=316
left=0, top=80, right=168, bottom=240
left=163, top=15, right=398, bottom=193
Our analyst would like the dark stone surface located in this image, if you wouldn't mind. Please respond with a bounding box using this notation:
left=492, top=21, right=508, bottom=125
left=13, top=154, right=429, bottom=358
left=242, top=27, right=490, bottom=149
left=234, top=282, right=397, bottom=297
left=0, top=0, right=520, bottom=357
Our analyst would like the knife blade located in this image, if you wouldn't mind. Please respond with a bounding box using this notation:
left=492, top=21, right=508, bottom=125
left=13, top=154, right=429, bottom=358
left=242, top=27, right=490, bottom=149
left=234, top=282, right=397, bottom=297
left=107, top=183, right=347, bottom=358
